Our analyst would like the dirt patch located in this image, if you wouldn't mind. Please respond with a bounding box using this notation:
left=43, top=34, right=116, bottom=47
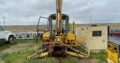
left=2, top=43, right=33, bottom=54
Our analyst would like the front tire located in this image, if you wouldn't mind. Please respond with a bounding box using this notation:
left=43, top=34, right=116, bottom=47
left=8, top=36, right=14, bottom=44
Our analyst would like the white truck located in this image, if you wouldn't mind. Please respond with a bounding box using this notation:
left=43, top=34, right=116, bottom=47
left=0, top=26, right=14, bottom=44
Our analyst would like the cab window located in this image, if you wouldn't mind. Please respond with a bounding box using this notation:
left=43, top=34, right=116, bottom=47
left=0, top=26, right=4, bottom=31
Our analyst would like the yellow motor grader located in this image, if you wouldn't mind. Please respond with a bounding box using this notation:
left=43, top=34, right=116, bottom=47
left=27, top=0, right=88, bottom=60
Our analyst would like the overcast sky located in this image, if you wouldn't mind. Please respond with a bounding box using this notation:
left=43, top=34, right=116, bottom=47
left=0, top=0, right=120, bottom=25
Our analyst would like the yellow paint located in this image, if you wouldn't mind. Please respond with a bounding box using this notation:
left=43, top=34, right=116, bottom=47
left=39, top=52, right=48, bottom=57
left=108, top=43, right=119, bottom=63
left=27, top=52, right=49, bottom=60
left=66, top=32, right=75, bottom=41
left=43, top=32, right=50, bottom=40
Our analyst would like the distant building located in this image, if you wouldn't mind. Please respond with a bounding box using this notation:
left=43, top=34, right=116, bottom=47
left=76, top=25, right=108, bottom=52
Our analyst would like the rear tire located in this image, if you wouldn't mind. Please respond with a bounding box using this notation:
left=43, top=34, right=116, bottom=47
left=8, top=36, right=14, bottom=44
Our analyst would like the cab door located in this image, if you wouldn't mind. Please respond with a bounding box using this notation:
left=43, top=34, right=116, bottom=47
left=0, top=26, right=6, bottom=39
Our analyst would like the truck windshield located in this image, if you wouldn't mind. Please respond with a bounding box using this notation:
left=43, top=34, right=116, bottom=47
left=0, top=26, right=4, bottom=31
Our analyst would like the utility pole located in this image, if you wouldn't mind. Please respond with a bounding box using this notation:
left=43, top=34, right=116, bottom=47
left=2, top=16, right=6, bottom=28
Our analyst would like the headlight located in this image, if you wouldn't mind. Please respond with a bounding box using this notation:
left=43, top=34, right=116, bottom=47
left=56, top=37, right=61, bottom=42
left=57, top=38, right=60, bottom=42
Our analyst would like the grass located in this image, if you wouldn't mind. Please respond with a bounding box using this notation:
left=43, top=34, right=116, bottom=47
left=0, top=42, right=12, bottom=51
left=0, top=39, right=35, bottom=51
left=63, top=56, right=79, bottom=63
left=90, top=51, right=107, bottom=63
left=0, top=39, right=107, bottom=63
left=0, top=39, right=44, bottom=63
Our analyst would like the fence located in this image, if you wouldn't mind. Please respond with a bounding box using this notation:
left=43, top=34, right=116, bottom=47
left=14, top=32, right=43, bottom=39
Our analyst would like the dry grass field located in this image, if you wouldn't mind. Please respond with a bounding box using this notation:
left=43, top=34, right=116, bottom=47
left=5, top=25, right=47, bottom=32
left=0, top=39, right=107, bottom=63
left=5, top=23, right=120, bottom=32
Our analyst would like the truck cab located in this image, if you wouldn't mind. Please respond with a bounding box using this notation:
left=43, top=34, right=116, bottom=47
left=0, top=26, right=14, bottom=44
